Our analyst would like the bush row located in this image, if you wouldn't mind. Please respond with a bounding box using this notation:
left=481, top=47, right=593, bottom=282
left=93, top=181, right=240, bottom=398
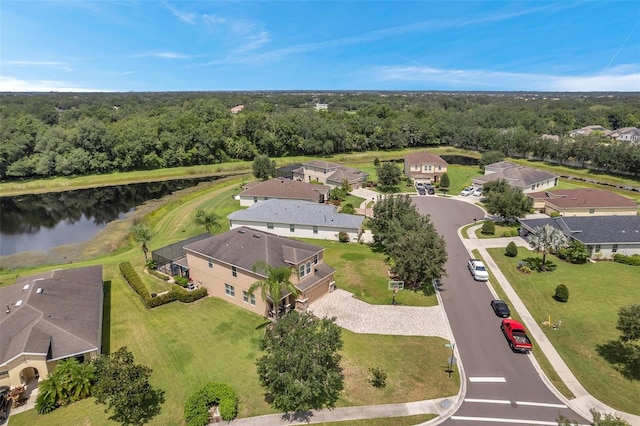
left=119, top=262, right=208, bottom=308
left=148, top=269, right=170, bottom=281
left=184, top=382, right=238, bottom=425
left=613, top=253, right=640, bottom=266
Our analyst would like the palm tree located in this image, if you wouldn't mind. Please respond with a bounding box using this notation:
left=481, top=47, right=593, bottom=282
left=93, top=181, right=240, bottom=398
left=527, top=224, right=567, bottom=271
left=131, top=223, right=153, bottom=261
left=194, top=209, right=220, bottom=234
left=248, top=260, right=299, bottom=320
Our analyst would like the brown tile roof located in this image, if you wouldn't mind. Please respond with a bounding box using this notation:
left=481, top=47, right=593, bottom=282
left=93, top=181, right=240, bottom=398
left=0, top=265, right=103, bottom=365
left=185, top=227, right=324, bottom=276
left=528, top=189, right=638, bottom=209
left=404, top=151, right=448, bottom=166
left=240, top=178, right=329, bottom=202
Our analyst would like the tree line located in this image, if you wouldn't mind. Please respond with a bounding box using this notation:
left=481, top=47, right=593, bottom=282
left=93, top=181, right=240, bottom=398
left=1, top=91, right=639, bottom=180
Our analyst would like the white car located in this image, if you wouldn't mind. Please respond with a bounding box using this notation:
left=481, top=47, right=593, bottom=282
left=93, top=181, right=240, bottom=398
left=467, top=259, right=489, bottom=281
left=460, top=186, right=474, bottom=196
left=472, top=188, right=482, bottom=197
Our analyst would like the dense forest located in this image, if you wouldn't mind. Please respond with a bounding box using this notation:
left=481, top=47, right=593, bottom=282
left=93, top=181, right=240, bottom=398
left=1, top=91, right=639, bottom=180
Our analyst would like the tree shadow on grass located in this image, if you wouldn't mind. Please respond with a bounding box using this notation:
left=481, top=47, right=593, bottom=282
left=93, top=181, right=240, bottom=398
left=102, top=280, right=111, bottom=354
left=595, top=340, right=640, bottom=381
left=522, top=257, right=558, bottom=272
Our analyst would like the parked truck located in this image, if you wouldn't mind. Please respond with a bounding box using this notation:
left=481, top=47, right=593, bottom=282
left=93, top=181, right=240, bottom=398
left=501, top=319, right=532, bottom=353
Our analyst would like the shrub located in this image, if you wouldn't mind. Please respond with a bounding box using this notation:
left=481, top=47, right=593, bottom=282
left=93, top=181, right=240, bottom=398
left=505, top=241, right=518, bottom=257
left=481, top=220, right=495, bottom=235
left=184, top=382, right=238, bottom=425
left=368, top=367, right=387, bottom=388
left=149, top=269, right=170, bottom=281
left=550, top=211, right=561, bottom=218
left=510, top=228, right=519, bottom=237
left=340, top=203, right=355, bottom=214
left=338, top=231, right=350, bottom=242
left=119, top=261, right=150, bottom=302
left=613, top=253, right=640, bottom=266
left=565, top=240, right=589, bottom=264
left=556, top=247, right=569, bottom=260
left=174, top=276, right=189, bottom=287
left=554, top=284, right=569, bottom=302
left=145, top=259, right=158, bottom=269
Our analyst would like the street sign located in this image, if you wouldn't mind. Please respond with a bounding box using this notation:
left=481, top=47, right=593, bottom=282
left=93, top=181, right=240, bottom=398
left=444, top=342, right=455, bottom=348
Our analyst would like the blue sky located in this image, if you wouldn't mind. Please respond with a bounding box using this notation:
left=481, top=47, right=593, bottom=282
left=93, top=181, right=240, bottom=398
left=1, top=1, right=639, bottom=92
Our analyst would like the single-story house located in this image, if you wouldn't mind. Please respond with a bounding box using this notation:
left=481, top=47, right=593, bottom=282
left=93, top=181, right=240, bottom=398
left=0, top=266, right=103, bottom=389
left=291, top=160, right=369, bottom=189
left=528, top=189, right=639, bottom=217
left=238, top=178, right=330, bottom=207
left=184, top=227, right=335, bottom=317
left=152, top=233, right=211, bottom=278
left=519, top=216, right=640, bottom=259
left=228, top=199, right=364, bottom=242
left=473, top=161, right=558, bottom=193
left=569, top=125, right=610, bottom=137
left=403, top=151, right=448, bottom=184
left=607, top=127, right=640, bottom=144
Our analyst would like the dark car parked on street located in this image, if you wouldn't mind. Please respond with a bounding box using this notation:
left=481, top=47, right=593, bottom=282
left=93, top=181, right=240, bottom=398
left=490, top=300, right=511, bottom=318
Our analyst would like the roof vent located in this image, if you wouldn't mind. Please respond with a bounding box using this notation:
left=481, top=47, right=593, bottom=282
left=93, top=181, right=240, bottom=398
left=238, top=229, right=246, bottom=234
left=16, top=300, right=23, bottom=307
left=23, top=284, right=29, bottom=291
left=253, top=234, right=261, bottom=238
left=36, top=288, right=43, bottom=294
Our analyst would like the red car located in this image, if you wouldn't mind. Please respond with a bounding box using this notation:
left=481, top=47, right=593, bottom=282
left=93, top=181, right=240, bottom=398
left=501, top=319, right=532, bottom=353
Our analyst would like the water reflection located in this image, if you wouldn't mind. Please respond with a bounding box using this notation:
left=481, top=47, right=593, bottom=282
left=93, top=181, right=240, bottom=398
left=0, top=177, right=218, bottom=255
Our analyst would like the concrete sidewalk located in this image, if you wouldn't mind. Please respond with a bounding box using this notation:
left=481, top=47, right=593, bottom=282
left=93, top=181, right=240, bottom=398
left=462, top=225, right=640, bottom=426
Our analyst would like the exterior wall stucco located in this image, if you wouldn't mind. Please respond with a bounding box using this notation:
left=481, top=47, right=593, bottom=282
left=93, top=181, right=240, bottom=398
left=545, top=206, right=639, bottom=217
left=229, top=220, right=361, bottom=242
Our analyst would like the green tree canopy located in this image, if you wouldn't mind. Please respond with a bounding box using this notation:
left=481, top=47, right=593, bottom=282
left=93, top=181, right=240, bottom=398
left=376, top=162, right=402, bottom=187
left=439, top=172, right=450, bottom=195
left=483, top=179, right=533, bottom=222
left=252, top=154, right=276, bottom=181
left=256, top=310, right=344, bottom=412
left=248, top=261, right=299, bottom=319
left=479, top=150, right=505, bottom=169
left=92, top=347, right=164, bottom=425
left=194, top=208, right=220, bottom=234
left=370, top=194, right=422, bottom=249
left=131, top=223, right=153, bottom=261
left=617, top=304, right=640, bottom=343
left=526, top=224, right=568, bottom=270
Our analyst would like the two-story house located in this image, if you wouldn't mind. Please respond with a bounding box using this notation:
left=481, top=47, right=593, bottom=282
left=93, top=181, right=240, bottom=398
left=184, top=227, right=335, bottom=317
left=403, top=151, right=448, bottom=184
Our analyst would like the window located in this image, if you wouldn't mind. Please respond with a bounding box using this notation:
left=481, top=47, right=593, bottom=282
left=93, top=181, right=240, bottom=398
left=232, top=266, right=237, bottom=277
left=612, top=244, right=618, bottom=253
left=306, top=261, right=311, bottom=275
left=208, top=258, right=213, bottom=268
left=595, top=245, right=601, bottom=253
left=267, top=222, right=274, bottom=229
left=313, top=226, right=318, bottom=234
left=290, top=224, right=295, bottom=232
left=313, top=254, right=318, bottom=264
left=299, top=264, right=305, bottom=278
left=438, top=165, right=442, bottom=171
left=589, top=208, right=595, bottom=214
left=0, top=371, right=8, bottom=377
left=225, top=284, right=235, bottom=297
left=250, top=293, right=255, bottom=305
left=253, top=196, right=258, bottom=203
left=243, top=290, right=255, bottom=305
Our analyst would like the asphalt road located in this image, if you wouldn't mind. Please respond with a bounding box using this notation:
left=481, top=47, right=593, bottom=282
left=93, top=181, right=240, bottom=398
left=412, top=195, right=589, bottom=426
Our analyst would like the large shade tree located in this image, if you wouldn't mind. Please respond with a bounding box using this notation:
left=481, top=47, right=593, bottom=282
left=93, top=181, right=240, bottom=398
left=248, top=261, right=299, bottom=319
left=256, top=310, right=344, bottom=412
left=376, top=162, right=402, bottom=188
left=483, top=179, right=533, bottom=222
left=526, top=224, right=568, bottom=270
left=252, top=154, right=276, bottom=181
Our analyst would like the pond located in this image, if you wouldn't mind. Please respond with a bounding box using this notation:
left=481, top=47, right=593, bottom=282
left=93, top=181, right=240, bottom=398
left=0, top=177, right=220, bottom=256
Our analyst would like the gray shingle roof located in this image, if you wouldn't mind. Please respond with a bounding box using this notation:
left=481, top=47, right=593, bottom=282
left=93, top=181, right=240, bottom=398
left=228, top=199, right=364, bottom=229
left=0, top=265, right=103, bottom=365
left=184, top=227, right=325, bottom=275
left=527, top=189, right=638, bottom=209
left=519, top=216, right=640, bottom=244
left=475, top=165, right=557, bottom=187
left=240, top=178, right=329, bottom=201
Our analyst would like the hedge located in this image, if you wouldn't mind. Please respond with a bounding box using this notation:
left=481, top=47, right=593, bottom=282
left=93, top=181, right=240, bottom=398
left=613, top=253, right=640, bottom=266
left=149, top=269, right=170, bottom=281
left=184, top=382, right=238, bottom=425
left=119, top=262, right=208, bottom=308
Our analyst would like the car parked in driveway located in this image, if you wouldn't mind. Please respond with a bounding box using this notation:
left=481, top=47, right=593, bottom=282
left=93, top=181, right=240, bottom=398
left=460, top=186, right=474, bottom=196
left=417, top=186, right=426, bottom=195
left=473, top=188, right=482, bottom=197
left=424, top=184, right=435, bottom=195
left=490, top=300, right=511, bottom=317
left=467, top=258, right=489, bottom=281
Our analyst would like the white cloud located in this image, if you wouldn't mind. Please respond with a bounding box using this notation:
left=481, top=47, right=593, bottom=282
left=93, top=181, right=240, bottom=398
left=165, top=3, right=196, bottom=25
left=0, top=76, right=106, bottom=92
left=134, top=51, right=190, bottom=59
left=202, top=14, right=226, bottom=29
left=235, top=31, right=271, bottom=53
left=7, top=61, right=72, bottom=72
left=372, top=64, right=640, bottom=91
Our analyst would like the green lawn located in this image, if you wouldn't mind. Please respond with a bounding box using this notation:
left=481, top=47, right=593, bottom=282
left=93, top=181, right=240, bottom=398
left=487, top=248, right=640, bottom=415
left=305, top=239, right=438, bottom=307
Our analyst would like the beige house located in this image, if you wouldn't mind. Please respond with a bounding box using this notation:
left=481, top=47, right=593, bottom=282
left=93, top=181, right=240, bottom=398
left=528, top=189, right=639, bottom=216
left=238, top=178, right=330, bottom=207
left=0, top=266, right=103, bottom=389
left=291, top=160, right=369, bottom=189
left=184, top=227, right=335, bottom=318
left=473, top=161, right=558, bottom=194
left=403, top=151, right=448, bottom=184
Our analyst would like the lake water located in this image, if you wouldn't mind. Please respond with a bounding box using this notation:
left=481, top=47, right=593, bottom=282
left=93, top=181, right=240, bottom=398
left=0, top=177, right=219, bottom=255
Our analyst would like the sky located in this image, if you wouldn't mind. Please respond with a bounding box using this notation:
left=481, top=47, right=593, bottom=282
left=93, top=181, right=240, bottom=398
left=1, top=1, right=639, bottom=92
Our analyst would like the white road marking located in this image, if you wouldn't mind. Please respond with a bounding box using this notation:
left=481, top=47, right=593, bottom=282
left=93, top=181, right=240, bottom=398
left=465, top=398, right=510, bottom=404
left=468, top=376, right=506, bottom=382
left=451, top=416, right=587, bottom=425
left=516, top=400, right=567, bottom=408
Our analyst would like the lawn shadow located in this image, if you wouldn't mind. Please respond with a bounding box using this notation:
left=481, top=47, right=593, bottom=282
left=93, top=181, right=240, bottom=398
left=595, top=340, right=640, bottom=380
left=282, top=410, right=314, bottom=423
left=102, top=280, right=112, bottom=354
left=523, top=257, right=558, bottom=272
